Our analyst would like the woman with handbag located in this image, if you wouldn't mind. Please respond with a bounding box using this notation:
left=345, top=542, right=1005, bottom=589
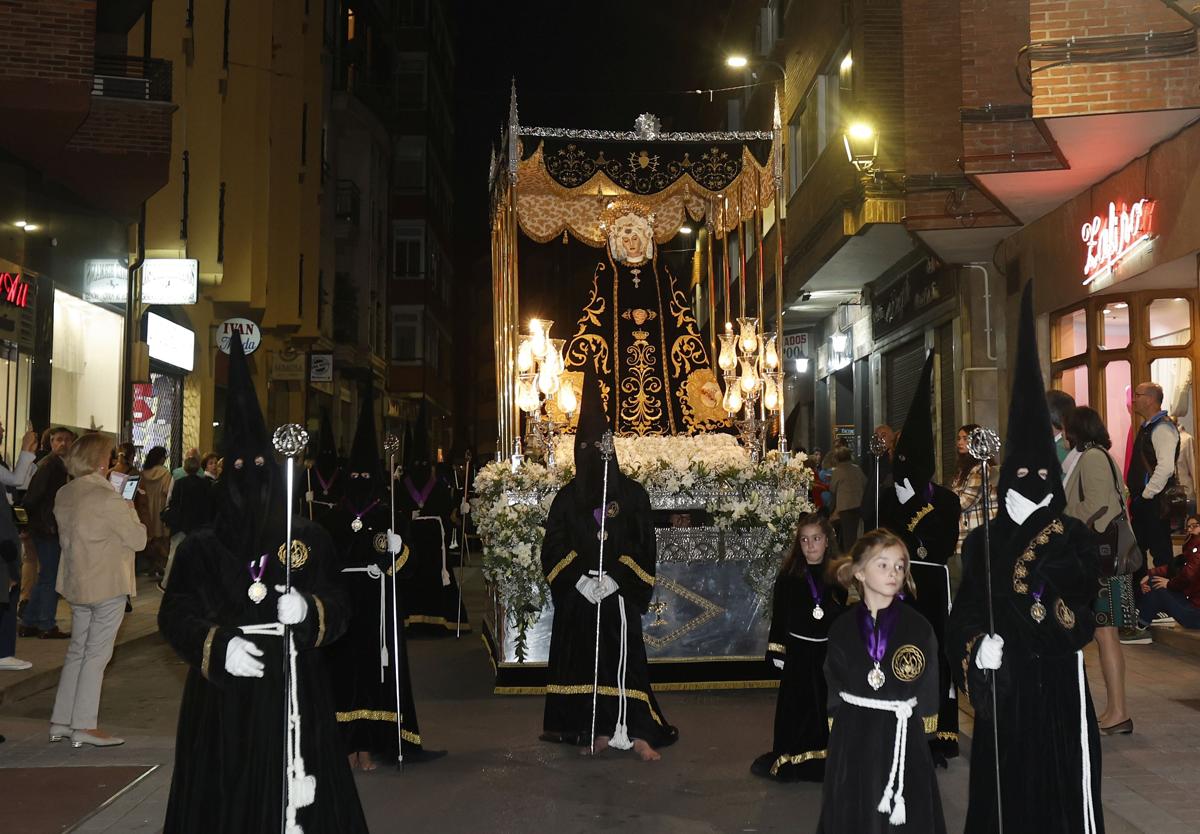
left=1064, top=405, right=1138, bottom=735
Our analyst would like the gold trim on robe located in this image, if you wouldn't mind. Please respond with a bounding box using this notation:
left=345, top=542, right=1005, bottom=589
left=618, top=554, right=654, bottom=587
left=546, top=551, right=578, bottom=585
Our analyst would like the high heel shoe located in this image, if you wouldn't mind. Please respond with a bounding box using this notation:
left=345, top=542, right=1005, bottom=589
left=49, top=724, right=71, bottom=742
left=1100, top=718, right=1133, bottom=736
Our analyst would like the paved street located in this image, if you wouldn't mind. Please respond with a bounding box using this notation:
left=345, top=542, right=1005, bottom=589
left=0, top=569, right=1197, bottom=832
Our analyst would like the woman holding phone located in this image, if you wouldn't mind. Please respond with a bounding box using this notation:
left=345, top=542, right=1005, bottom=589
left=48, top=433, right=146, bottom=748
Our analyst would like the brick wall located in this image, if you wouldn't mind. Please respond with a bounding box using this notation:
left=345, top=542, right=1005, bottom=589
left=1030, top=0, right=1200, bottom=116
left=0, top=0, right=95, bottom=84
left=902, top=0, right=961, bottom=177
left=67, top=98, right=172, bottom=156
left=857, top=0, right=906, bottom=171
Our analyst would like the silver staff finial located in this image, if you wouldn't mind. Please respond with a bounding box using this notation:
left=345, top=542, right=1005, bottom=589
left=968, top=426, right=1001, bottom=462
left=272, top=424, right=309, bottom=459
left=599, top=430, right=615, bottom=461
left=383, top=433, right=401, bottom=455
left=868, top=433, right=888, bottom=457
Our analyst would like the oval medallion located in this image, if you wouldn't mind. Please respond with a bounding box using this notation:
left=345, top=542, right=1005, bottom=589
left=1055, top=597, right=1076, bottom=629
left=277, top=539, right=310, bottom=570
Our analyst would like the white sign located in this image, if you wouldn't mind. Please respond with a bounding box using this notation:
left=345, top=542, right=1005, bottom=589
left=142, top=258, right=199, bottom=304
left=310, top=353, right=333, bottom=382
left=217, top=317, right=261, bottom=355
left=271, top=348, right=306, bottom=381
left=147, top=312, right=195, bottom=371
left=83, top=259, right=127, bottom=303
left=782, top=332, right=809, bottom=361
left=1082, top=199, right=1155, bottom=286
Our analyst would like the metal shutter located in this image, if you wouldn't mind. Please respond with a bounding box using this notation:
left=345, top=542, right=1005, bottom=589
left=885, top=339, right=927, bottom=431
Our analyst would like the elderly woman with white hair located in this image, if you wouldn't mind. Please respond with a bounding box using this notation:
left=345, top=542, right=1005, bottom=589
left=48, top=432, right=147, bottom=748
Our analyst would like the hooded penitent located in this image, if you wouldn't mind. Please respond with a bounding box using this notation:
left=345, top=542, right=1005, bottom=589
left=213, top=330, right=284, bottom=563
left=893, top=351, right=937, bottom=491
left=997, top=280, right=1066, bottom=517
left=345, top=383, right=384, bottom=506
left=315, top=407, right=339, bottom=474
left=408, top=404, right=432, bottom=486
left=573, top=364, right=621, bottom=509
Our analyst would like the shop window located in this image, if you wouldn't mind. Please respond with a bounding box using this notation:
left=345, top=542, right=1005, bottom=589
left=132, top=373, right=182, bottom=467
left=1051, top=307, right=1087, bottom=360
left=1053, top=364, right=1089, bottom=407
left=0, top=347, right=33, bottom=464
left=1097, top=302, right=1129, bottom=350
left=51, top=290, right=122, bottom=434
left=1150, top=357, right=1194, bottom=437
left=1147, top=297, right=1191, bottom=347
left=1103, top=361, right=1132, bottom=473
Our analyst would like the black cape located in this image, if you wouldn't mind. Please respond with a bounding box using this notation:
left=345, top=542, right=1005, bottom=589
left=396, top=474, right=470, bottom=633
left=752, top=567, right=848, bottom=781
left=158, top=520, right=368, bottom=834
left=947, top=509, right=1104, bottom=834
left=321, top=499, right=422, bottom=758
left=540, top=475, right=677, bottom=748
left=818, top=600, right=946, bottom=834
left=879, top=483, right=962, bottom=757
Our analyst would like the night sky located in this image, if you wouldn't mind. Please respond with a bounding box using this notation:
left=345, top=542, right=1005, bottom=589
left=452, top=0, right=761, bottom=259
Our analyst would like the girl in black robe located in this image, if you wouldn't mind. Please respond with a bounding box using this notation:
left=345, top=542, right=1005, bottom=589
left=818, top=529, right=945, bottom=834
left=752, top=512, right=848, bottom=782
left=158, top=331, right=368, bottom=834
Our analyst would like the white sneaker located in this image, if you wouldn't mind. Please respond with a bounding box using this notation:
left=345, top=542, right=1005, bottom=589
left=0, top=656, right=32, bottom=671
left=1151, top=612, right=1176, bottom=626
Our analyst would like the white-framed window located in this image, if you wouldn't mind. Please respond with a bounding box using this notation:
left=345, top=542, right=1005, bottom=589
left=391, top=305, right=422, bottom=362
left=392, top=222, right=424, bottom=278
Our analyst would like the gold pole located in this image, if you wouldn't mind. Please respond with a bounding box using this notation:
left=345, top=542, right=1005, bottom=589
left=492, top=216, right=502, bottom=457
left=774, top=85, right=787, bottom=450
left=756, top=176, right=766, bottom=323
left=738, top=198, right=747, bottom=321
left=508, top=180, right=520, bottom=454
left=706, top=205, right=717, bottom=365
left=722, top=197, right=732, bottom=324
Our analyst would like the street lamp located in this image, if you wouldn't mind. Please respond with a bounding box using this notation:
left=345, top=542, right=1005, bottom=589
left=726, top=55, right=749, bottom=69
left=843, top=121, right=878, bottom=173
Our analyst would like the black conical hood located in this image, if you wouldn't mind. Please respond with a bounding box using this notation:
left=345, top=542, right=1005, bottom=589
left=402, top=420, right=414, bottom=472
left=409, top=401, right=432, bottom=484
left=315, top=407, right=338, bottom=470
left=997, top=281, right=1065, bottom=513
left=574, top=362, right=619, bottom=506
left=893, top=351, right=937, bottom=487
left=221, top=330, right=271, bottom=462
left=348, top=384, right=382, bottom=479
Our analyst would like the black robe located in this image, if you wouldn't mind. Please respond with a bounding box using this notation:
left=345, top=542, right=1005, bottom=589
left=396, top=475, right=470, bottom=633
left=158, top=520, right=368, bottom=834
left=947, top=509, right=1105, bottom=834
left=879, top=483, right=962, bottom=758
left=752, top=567, right=848, bottom=781
left=818, top=601, right=945, bottom=834
left=305, top=462, right=342, bottom=523
left=321, top=499, right=421, bottom=758
left=540, top=475, right=678, bottom=749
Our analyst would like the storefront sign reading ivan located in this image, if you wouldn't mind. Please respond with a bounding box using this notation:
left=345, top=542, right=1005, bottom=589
left=1081, top=198, right=1155, bottom=286
left=217, top=317, right=261, bottom=355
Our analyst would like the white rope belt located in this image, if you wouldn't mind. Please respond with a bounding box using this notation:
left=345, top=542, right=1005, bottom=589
left=239, top=623, right=314, bottom=831
left=839, top=692, right=918, bottom=826
left=788, top=632, right=829, bottom=643
left=588, top=569, right=632, bottom=750
left=341, top=566, right=389, bottom=682
left=1076, top=650, right=1099, bottom=834
left=413, top=516, right=450, bottom=586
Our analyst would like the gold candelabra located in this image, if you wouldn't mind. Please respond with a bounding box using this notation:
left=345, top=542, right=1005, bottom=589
left=515, top=318, right=577, bottom=467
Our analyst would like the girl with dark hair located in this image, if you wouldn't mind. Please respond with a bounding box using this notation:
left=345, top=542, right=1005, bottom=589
left=751, top=513, right=848, bottom=781
left=1064, top=404, right=1134, bottom=734
left=818, top=529, right=945, bottom=833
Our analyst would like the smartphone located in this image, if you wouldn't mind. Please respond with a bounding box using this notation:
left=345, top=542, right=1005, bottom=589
left=121, top=475, right=140, bottom=501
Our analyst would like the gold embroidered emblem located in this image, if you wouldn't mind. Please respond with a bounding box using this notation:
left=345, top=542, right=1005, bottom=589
left=621, top=308, right=657, bottom=326
left=1013, top=519, right=1064, bottom=595
left=1055, top=598, right=1077, bottom=629
left=277, top=539, right=309, bottom=569
left=372, top=532, right=389, bottom=554
left=891, top=644, right=926, bottom=682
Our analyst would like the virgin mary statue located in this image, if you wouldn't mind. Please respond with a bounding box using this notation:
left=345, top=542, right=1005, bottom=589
left=558, top=200, right=726, bottom=436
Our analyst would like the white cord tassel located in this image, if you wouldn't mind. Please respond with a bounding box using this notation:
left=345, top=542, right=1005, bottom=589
left=609, top=595, right=632, bottom=750
left=1077, top=650, right=1099, bottom=834
left=840, top=693, right=917, bottom=826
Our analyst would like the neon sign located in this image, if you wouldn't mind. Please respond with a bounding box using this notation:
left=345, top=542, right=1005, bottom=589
left=0, top=272, right=30, bottom=308
left=1082, top=199, right=1155, bottom=285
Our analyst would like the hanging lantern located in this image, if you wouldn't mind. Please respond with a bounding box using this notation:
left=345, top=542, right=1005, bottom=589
left=737, top=316, right=759, bottom=356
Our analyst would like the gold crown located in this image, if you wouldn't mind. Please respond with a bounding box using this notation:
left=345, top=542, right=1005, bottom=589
left=597, top=197, right=656, bottom=237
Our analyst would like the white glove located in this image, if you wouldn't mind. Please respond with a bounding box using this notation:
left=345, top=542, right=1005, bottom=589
left=225, top=637, right=264, bottom=678
left=386, top=529, right=404, bottom=555
left=575, top=575, right=601, bottom=604
left=772, top=658, right=784, bottom=670
left=595, top=575, right=619, bottom=600
left=366, top=563, right=383, bottom=580
left=975, top=634, right=1005, bottom=671
left=895, top=477, right=916, bottom=505
left=460, top=500, right=471, bottom=515
left=304, top=490, right=315, bottom=503
left=274, top=585, right=309, bottom=625
left=1004, top=490, right=1052, bottom=525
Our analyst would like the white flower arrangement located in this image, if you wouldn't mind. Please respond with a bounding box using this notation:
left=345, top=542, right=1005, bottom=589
left=474, top=436, right=814, bottom=658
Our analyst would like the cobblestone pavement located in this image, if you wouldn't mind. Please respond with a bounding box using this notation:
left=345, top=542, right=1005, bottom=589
left=0, top=570, right=1196, bottom=832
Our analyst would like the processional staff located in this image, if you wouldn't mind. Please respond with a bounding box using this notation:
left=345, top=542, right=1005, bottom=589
left=869, top=432, right=888, bottom=529
left=589, top=430, right=615, bottom=756
left=383, top=432, right=406, bottom=770
left=968, top=425, right=1004, bottom=834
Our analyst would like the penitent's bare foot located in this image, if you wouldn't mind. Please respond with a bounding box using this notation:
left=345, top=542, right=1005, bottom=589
left=348, top=752, right=360, bottom=770
left=359, top=752, right=377, bottom=771
left=580, top=735, right=611, bottom=756
left=632, top=738, right=661, bottom=761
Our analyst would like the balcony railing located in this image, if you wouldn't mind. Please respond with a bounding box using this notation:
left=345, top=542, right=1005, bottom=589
left=335, top=180, right=361, bottom=224
left=92, top=54, right=173, bottom=103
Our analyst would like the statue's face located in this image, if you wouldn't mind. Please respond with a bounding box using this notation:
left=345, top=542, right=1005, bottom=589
left=610, top=213, right=652, bottom=264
